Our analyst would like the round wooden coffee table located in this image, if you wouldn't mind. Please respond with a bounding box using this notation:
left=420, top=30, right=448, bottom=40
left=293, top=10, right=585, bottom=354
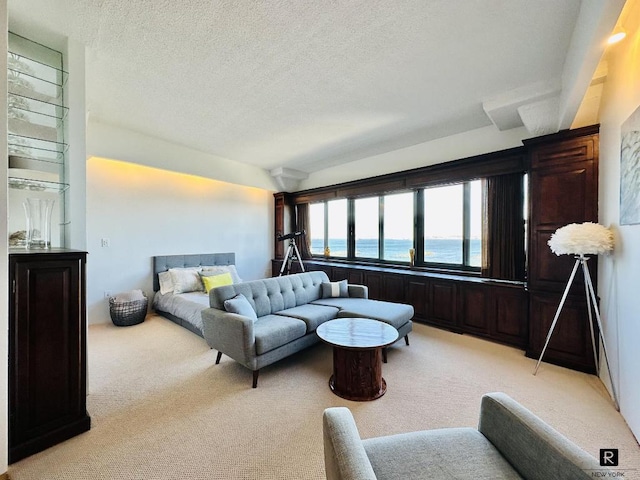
left=316, top=318, right=399, bottom=401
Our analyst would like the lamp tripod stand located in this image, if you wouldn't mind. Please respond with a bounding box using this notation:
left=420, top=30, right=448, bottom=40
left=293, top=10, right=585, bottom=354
left=533, top=254, right=619, bottom=411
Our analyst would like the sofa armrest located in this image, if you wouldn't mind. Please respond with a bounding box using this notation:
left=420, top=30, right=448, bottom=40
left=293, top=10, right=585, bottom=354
left=323, top=408, right=377, bottom=480
left=348, top=284, right=368, bottom=299
left=478, top=392, right=604, bottom=479
left=201, top=308, right=256, bottom=369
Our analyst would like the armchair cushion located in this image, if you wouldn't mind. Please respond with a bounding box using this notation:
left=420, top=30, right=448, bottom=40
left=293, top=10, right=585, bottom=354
left=363, top=429, right=521, bottom=479
left=323, top=392, right=605, bottom=480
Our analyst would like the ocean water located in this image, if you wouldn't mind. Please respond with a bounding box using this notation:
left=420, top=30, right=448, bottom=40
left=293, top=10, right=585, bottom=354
left=311, top=238, right=481, bottom=266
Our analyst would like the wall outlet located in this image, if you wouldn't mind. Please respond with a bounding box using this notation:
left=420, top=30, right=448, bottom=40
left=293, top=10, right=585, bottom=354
left=101, top=238, right=110, bottom=247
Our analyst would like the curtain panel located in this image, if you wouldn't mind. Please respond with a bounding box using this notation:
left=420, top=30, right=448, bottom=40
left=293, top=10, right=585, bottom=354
left=482, top=173, right=526, bottom=281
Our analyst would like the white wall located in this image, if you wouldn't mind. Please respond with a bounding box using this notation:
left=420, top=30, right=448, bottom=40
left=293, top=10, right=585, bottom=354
left=297, top=124, right=531, bottom=190
left=597, top=0, right=640, bottom=443
left=86, top=156, right=274, bottom=325
left=88, top=120, right=277, bottom=191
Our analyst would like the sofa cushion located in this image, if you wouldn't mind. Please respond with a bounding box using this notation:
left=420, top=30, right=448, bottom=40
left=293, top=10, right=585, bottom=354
left=275, top=304, right=340, bottom=332
left=363, top=427, right=522, bottom=479
left=311, top=298, right=413, bottom=330
left=254, top=315, right=308, bottom=355
left=223, top=293, right=257, bottom=321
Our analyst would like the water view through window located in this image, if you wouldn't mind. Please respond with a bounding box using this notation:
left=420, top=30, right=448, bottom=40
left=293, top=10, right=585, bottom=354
left=308, top=180, right=482, bottom=267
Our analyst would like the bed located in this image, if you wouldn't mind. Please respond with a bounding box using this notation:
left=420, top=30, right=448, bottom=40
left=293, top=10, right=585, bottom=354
left=152, top=252, right=238, bottom=337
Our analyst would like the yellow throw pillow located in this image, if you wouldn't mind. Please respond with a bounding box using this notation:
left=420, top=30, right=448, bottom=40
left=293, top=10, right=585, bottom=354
left=201, top=272, right=233, bottom=293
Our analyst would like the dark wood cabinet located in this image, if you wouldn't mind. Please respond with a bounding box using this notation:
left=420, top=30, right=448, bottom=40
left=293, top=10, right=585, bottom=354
left=273, top=192, right=294, bottom=260
left=9, top=249, right=90, bottom=463
left=525, top=125, right=599, bottom=373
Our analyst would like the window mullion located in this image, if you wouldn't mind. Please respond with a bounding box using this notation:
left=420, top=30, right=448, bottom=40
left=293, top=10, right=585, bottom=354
left=323, top=202, right=329, bottom=253
left=463, top=183, right=471, bottom=266
left=378, top=197, right=384, bottom=259
left=415, top=190, right=424, bottom=265
left=347, top=199, right=355, bottom=259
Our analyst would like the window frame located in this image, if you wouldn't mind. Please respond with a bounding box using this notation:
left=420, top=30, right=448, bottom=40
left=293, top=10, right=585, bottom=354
left=307, top=180, right=483, bottom=272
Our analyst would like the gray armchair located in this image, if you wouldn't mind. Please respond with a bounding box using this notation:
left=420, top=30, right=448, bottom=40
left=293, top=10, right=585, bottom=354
left=323, top=392, right=605, bottom=479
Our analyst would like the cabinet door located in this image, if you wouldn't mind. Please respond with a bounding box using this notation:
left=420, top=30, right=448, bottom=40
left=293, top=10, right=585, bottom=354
left=527, top=291, right=596, bottom=373
left=10, top=254, right=89, bottom=461
left=491, top=286, right=528, bottom=348
left=407, top=280, right=429, bottom=321
left=528, top=133, right=598, bottom=293
left=528, top=162, right=597, bottom=292
left=430, top=281, right=458, bottom=330
left=459, top=285, right=489, bottom=335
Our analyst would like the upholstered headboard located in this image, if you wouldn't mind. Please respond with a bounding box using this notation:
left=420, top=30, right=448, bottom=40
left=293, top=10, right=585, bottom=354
left=152, top=252, right=235, bottom=292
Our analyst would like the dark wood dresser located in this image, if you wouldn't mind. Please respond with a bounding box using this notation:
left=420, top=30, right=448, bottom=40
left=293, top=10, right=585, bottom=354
left=8, top=249, right=90, bottom=463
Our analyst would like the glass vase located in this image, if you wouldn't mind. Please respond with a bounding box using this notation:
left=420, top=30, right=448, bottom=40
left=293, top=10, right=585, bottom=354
left=23, top=198, right=55, bottom=249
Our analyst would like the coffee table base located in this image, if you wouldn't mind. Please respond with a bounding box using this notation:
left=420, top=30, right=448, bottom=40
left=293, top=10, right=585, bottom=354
left=329, top=346, right=387, bottom=401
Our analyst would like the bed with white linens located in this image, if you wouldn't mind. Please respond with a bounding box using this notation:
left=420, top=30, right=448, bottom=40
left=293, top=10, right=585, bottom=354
left=152, top=253, right=241, bottom=336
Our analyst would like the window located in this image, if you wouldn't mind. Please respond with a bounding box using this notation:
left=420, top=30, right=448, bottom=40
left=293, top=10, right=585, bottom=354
left=354, top=197, right=379, bottom=259
left=327, top=199, right=347, bottom=258
left=306, top=181, right=482, bottom=270
left=424, top=184, right=463, bottom=264
left=383, top=192, right=413, bottom=262
left=309, top=203, right=325, bottom=255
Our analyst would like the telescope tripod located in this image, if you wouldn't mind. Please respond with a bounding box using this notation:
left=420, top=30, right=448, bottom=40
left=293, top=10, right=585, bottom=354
left=279, top=238, right=305, bottom=276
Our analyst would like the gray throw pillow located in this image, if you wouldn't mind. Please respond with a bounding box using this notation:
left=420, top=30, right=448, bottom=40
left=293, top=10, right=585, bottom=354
left=322, top=280, right=349, bottom=298
left=223, top=293, right=257, bottom=320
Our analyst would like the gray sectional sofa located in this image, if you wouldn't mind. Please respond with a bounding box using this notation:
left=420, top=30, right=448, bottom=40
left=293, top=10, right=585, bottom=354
left=201, top=271, right=413, bottom=387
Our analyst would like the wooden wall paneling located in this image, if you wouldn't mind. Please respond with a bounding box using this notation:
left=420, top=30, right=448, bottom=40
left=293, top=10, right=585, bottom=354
left=459, top=284, right=489, bottom=335
left=273, top=193, right=294, bottom=260
left=491, top=286, right=529, bottom=348
left=526, top=291, right=596, bottom=373
left=407, top=280, right=429, bottom=321
left=331, top=267, right=350, bottom=282
left=382, top=273, right=406, bottom=303
left=347, top=270, right=364, bottom=285
left=429, top=281, right=459, bottom=331
left=363, top=272, right=383, bottom=300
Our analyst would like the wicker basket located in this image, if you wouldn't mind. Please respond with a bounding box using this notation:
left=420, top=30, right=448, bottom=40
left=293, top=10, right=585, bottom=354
left=109, top=294, right=148, bottom=327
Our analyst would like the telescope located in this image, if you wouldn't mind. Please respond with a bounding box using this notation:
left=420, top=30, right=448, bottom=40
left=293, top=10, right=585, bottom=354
left=277, top=230, right=305, bottom=242
left=277, top=230, right=306, bottom=275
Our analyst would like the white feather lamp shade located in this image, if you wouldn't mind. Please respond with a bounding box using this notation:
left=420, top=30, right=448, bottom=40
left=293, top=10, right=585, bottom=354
left=547, top=222, right=614, bottom=256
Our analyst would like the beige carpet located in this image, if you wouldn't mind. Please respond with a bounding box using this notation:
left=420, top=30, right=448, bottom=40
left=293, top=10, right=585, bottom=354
left=8, top=315, right=640, bottom=479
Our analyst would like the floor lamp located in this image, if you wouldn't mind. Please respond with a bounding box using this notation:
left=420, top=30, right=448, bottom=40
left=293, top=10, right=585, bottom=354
left=533, top=222, right=619, bottom=411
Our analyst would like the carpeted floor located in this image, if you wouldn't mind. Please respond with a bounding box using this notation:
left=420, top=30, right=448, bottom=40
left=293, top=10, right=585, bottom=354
left=8, top=315, right=640, bottom=479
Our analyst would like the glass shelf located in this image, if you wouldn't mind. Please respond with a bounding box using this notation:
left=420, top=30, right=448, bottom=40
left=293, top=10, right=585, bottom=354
left=9, top=155, right=64, bottom=177
left=8, top=176, right=69, bottom=193
left=8, top=107, right=63, bottom=143
left=9, top=93, right=68, bottom=120
left=7, top=51, right=67, bottom=86
left=8, top=67, right=65, bottom=106
left=8, top=134, right=67, bottom=162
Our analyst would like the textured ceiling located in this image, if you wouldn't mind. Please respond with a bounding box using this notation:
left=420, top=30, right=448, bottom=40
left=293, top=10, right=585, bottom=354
left=7, top=0, right=622, bottom=179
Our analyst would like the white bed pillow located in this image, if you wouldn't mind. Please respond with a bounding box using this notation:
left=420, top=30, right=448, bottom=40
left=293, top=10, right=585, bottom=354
left=169, top=267, right=203, bottom=294
left=201, top=265, right=242, bottom=284
left=158, top=271, right=174, bottom=295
